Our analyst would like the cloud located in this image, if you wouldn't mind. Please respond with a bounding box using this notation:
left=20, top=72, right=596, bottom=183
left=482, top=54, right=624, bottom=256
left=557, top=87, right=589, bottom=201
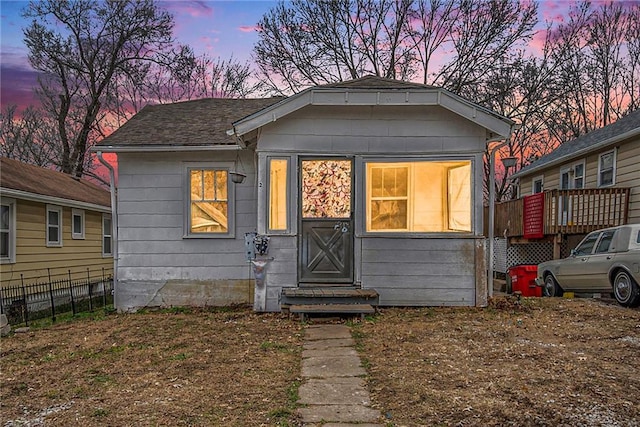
left=238, top=25, right=258, bottom=33
left=0, top=63, right=41, bottom=112
left=163, top=0, right=214, bottom=18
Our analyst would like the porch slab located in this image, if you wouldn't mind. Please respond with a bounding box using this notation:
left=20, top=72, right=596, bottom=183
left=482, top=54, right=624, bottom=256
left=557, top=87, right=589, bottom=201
left=302, top=346, right=359, bottom=359
left=303, top=338, right=355, bottom=350
left=298, top=377, right=371, bottom=405
left=305, top=324, right=353, bottom=341
left=302, top=356, right=366, bottom=378
left=297, top=404, right=382, bottom=424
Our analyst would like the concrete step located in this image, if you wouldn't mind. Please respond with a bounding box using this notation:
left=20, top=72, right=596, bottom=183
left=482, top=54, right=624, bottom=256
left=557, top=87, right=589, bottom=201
left=289, top=303, right=376, bottom=321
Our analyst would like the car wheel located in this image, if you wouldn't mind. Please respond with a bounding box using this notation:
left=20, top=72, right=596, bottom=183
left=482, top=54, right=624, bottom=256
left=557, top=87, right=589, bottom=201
left=613, top=271, right=640, bottom=307
left=543, top=274, right=563, bottom=297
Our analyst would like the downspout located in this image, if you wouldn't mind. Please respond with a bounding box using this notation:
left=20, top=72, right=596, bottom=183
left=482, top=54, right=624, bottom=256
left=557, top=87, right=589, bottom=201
left=487, top=134, right=511, bottom=299
left=96, top=151, right=118, bottom=310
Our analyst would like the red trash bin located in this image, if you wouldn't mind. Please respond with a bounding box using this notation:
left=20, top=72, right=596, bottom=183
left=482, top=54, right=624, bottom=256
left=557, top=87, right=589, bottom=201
left=508, top=265, right=542, bottom=297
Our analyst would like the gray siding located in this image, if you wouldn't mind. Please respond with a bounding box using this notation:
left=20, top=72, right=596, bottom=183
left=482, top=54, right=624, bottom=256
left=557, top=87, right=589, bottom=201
left=115, top=151, right=257, bottom=311
left=360, top=238, right=479, bottom=306
left=258, top=105, right=486, bottom=154
left=116, top=103, right=491, bottom=311
left=256, top=104, right=488, bottom=309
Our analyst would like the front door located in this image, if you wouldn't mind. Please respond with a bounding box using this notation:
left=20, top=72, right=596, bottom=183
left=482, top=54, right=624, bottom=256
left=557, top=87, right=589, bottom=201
left=299, top=158, right=353, bottom=284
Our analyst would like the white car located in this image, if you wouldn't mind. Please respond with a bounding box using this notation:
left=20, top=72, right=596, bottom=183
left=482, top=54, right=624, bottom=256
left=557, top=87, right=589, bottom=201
left=536, top=224, right=640, bottom=307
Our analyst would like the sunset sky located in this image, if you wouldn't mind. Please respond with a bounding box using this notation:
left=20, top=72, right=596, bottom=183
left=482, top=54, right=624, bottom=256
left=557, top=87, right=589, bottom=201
left=1, top=0, right=272, bottom=111
left=1, top=0, right=580, bottom=112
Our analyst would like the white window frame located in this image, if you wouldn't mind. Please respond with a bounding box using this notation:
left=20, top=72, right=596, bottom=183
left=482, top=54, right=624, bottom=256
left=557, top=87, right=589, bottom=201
left=531, top=176, right=544, bottom=194
left=598, top=149, right=617, bottom=187
left=1, top=197, right=17, bottom=264
left=361, top=158, right=475, bottom=236
left=266, top=156, right=291, bottom=234
left=572, top=160, right=585, bottom=189
left=71, top=209, right=85, bottom=240
left=102, top=214, right=113, bottom=257
left=46, top=204, right=63, bottom=247
left=183, top=162, right=236, bottom=239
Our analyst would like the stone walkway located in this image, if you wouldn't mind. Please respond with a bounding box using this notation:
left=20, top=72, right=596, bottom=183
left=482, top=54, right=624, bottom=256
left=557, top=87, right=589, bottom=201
left=297, top=324, right=383, bottom=426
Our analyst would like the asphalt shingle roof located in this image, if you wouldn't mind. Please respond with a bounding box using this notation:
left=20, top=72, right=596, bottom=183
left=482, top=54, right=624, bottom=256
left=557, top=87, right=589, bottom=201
left=514, top=109, right=640, bottom=178
left=96, top=97, right=283, bottom=148
left=0, top=157, right=111, bottom=208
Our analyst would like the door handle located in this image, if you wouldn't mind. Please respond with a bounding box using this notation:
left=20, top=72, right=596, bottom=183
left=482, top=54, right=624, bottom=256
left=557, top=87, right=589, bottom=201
left=606, top=256, right=612, bottom=260
left=581, top=258, right=588, bottom=262
left=334, top=221, right=349, bottom=233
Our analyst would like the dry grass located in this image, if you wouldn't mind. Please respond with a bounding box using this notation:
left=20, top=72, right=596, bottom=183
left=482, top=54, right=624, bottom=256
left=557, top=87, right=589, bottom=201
left=355, top=297, right=640, bottom=426
left=2, top=298, right=639, bottom=426
left=1, top=306, right=303, bottom=426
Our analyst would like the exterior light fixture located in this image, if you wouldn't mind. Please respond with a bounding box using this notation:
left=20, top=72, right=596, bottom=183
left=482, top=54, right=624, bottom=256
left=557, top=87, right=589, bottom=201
left=230, top=150, right=247, bottom=184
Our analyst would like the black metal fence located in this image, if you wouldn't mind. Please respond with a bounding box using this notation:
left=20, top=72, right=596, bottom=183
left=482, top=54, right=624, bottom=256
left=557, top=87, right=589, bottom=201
left=0, top=268, right=113, bottom=327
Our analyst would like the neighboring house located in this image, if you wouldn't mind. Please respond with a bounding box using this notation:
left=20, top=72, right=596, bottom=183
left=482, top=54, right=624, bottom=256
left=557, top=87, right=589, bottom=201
left=495, top=109, right=639, bottom=271
left=0, top=157, right=113, bottom=287
left=95, top=76, right=513, bottom=312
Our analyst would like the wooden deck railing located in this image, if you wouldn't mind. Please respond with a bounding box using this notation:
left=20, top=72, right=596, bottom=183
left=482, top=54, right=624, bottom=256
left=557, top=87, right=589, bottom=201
left=495, top=187, right=631, bottom=237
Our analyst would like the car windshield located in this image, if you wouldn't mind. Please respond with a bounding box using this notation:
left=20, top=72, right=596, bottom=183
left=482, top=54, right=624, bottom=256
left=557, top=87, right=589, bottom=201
left=574, top=233, right=599, bottom=255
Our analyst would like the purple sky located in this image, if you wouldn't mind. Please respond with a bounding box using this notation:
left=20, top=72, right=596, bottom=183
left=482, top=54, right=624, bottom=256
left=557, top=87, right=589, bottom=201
left=0, top=0, right=273, bottom=111
left=1, top=0, right=587, bottom=113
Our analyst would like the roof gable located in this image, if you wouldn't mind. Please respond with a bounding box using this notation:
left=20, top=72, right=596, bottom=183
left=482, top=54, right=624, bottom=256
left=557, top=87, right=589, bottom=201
left=513, top=109, right=640, bottom=178
left=230, top=76, right=513, bottom=139
left=0, top=157, right=110, bottom=208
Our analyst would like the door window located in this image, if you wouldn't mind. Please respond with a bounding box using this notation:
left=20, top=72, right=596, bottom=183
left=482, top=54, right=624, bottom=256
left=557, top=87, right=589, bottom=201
left=301, top=160, right=351, bottom=219
left=595, top=230, right=615, bottom=253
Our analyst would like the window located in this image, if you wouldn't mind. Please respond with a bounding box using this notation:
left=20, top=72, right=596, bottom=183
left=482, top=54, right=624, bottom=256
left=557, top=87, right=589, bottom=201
left=187, top=166, right=234, bottom=237
left=46, top=205, right=63, bottom=247
left=1, top=198, right=16, bottom=263
left=102, top=214, right=112, bottom=256
left=268, top=158, right=289, bottom=231
left=532, top=176, right=544, bottom=194
left=598, top=150, right=616, bottom=187
left=72, top=209, right=85, bottom=239
left=574, top=233, right=599, bottom=255
left=573, top=162, right=584, bottom=189
left=366, top=160, right=472, bottom=233
left=595, top=230, right=615, bottom=254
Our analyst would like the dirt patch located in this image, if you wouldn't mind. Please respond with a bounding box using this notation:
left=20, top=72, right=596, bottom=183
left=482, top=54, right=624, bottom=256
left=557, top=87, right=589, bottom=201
left=1, top=307, right=303, bottom=426
left=356, top=297, right=640, bottom=426
left=2, top=298, right=639, bottom=426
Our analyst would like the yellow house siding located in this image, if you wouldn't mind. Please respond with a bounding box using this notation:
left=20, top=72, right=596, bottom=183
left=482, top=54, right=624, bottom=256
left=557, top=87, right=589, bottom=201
left=517, top=138, right=640, bottom=223
left=615, top=139, right=640, bottom=223
left=0, top=199, right=113, bottom=287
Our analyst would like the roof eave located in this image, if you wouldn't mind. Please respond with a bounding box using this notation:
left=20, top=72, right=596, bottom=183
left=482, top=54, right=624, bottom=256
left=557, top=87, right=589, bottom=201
left=230, top=87, right=514, bottom=138
left=1, top=187, right=111, bottom=212
left=511, top=126, right=640, bottom=179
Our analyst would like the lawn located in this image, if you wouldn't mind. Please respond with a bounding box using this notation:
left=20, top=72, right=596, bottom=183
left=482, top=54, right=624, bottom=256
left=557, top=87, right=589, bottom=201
left=355, top=297, right=640, bottom=426
left=1, top=298, right=639, bottom=426
left=1, top=307, right=303, bottom=426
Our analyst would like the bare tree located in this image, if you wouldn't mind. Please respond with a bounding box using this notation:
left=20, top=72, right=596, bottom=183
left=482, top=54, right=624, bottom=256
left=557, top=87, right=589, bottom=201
left=0, top=105, right=59, bottom=167
left=23, top=0, right=175, bottom=177
left=254, top=0, right=416, bottom=94
left=407, top=0, right=459, bottom=84
left=433, top=0, right=538, bottom=96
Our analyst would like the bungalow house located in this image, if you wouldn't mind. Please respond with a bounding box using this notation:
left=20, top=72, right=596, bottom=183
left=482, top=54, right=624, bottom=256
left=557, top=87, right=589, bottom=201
left=494, top=109, right=639, bottom=273
left=94, top=76, right=513, bottom=312
left=0, top=157, right=113, bottom=287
